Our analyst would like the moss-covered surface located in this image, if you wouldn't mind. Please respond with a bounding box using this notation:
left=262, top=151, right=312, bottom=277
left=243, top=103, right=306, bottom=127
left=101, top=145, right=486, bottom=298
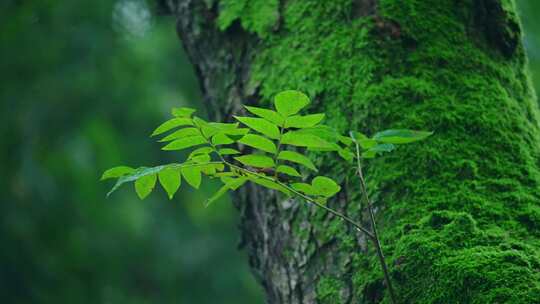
left=217, top=0, right=540, bottom=302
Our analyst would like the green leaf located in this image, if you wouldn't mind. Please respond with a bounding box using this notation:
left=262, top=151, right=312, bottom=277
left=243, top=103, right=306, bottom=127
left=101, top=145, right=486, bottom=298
left=284, top=113, right=325, bottom=128
left=246, top=175, right=290, bottom=196
left=362, top=143, right=395, bottom=158
left=296, top=125, right=341, bottom=143
left=234, top=155, right=275, bottom=168
left=276, top=165, right=301, bottom=177
left=359, top=139, right=377, bottom=149
left=158, top=168, right=181, bottom=199
left=370, top=143, right=395, bottom=153
left=234, top=116, right=280, bottom=139
left=204, top=185, right=229, bottom=207
left=192, top=116, right=208, bottom=128
left=281, top=131, right=333, bottom=149
left=159, top=127, right=201, bottom=142
left=191, top=153, right=211, bottom=163
left=200, top=125, right=219, bottom=138
left=106, top=165, right=166, bottom=197
left=199, top=162, right=225, bottom=175
left=373, top=129, right=433, bottom=144
left=181, top=166, right=202, bottom=189
left=362, top=150, right=376, bottom=159
left=189, top=146, right=214, bottom=159
left=101, top=166, right=135, bottom=180
left=171, top=107, right=196, bottom=118
left=350, top=132, right=376, bottom=149
left=221, top=128, right=250, bottom=136
left=277, top=151, right=317, bottom=171
left=135, top=173, right=157, bottom=199
left=238, top=134, right=277, bottom=154
left=290, top=182, right=318, bottom=195
left=312, top=176, right=341, bottom=197
left=244, top=106, right=285, bottom=126
left=209, top=122, right=240, bottom=131
left=220, top=176, right=247, bottom=190
left=349, top=131, right=368, bottom=143
left=192, top=117, right=220, bottom=138
left=218, top=148, right=240, bottom=155
left=205, top=177, right=247, bottom=207
left=151, top=118, right=193, bottom=136
left=162, top=136, right=207, bottom=151
left=338, top=136, right=353, bottom=146
left=212, top=133, right=234, bottom=145
left=214, top=172, right=237, bottom=178
left=337, top=148, right=355, bottom=162
left=307, top=142, right=341, bottom=152
left=274, top=90, right=310, bottom=117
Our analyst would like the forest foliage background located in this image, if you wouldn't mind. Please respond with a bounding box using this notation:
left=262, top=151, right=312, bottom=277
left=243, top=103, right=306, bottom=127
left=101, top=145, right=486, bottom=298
left=1, top=0, right=539, bottom=303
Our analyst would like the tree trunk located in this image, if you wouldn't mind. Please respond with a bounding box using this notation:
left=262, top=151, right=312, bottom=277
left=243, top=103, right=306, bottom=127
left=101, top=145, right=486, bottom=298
left=162, top=0, right=540, bottom=303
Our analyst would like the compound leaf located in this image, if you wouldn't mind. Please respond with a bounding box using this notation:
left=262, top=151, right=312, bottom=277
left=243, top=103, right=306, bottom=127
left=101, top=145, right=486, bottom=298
left=312, top=176, right=340, bottom=197
left=159, top=127, right=201, bottom=142
left=284, top=113, right=325, bottom=128
left=277, top=151, right=317, bottom=171
left=234, top=154, right=275, bottom=168
left=290, top=182, right=318, bottom=196
left=200, top=162, right=225, bottom=175
left=162, top=136, right=207, bottom=151
left=238, top=134, right=277, bottom=154
left=218, top=148, right=240, bottom=155
left=106, top=165, right=166, bottom=197
left=212, top=133, right=235, bottom=145
left=151, top=118, right=193, bottom=136
left=171, top=107, right=196, bottom=118
left=276, top=165, right=301, bottom=177
left=295, top=125, right=341, bottom=143
left=359, top=139, right=377, bottom=150
left=188, top=146, right=214, bottom=159
left=205, top=177, right=247, bottom=207
left=181, top=166, right=202, bottom=189
left=158, top=168, right=181, bottom=199
left=274, top=90, right=310, bottom=117
left=234, top=116, right=280, bottom=139
left=338, top=136, right=353, bottom=146
left=337, top=148, right=355, bottom=162
left=244, top=106, right=285, bottom=126
left=135, top=173, right=157, bottom=199
left=246, top=175, right=290, bottom=196
left=101, top=166, right=135, bottom=180
left=221, top=128, right=250, bottom=136
left=362, top=143, right=395, bottom=158
left=281, top=131, right=333, bottom=149
left=191, top=153, right=211, bottom=164
left=209, top=122, right=239, bottom=130
left=373, top=129, right=433, bottom=144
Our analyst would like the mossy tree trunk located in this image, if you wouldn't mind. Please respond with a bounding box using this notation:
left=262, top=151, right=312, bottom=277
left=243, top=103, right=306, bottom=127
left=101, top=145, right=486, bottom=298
left=162, top=0, right=540, bottom=302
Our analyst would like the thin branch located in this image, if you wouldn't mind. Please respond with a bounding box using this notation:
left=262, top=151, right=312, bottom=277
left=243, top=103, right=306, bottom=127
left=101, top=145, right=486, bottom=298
left=354, top=143, right=397, bottom=304
left=223, top=160, right=375, bottom=240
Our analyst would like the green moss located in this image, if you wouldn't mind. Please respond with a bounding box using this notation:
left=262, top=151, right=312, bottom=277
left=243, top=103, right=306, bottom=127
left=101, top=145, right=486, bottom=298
left=218, top=0, right=540, bottom=302
left=217, top=0, right=279, bottom=37
left=316, top=276, right=346, bottom=304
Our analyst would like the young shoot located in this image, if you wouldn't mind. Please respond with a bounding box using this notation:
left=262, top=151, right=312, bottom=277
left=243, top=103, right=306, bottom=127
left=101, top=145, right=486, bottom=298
left=101, top=90, right=432, bottom=303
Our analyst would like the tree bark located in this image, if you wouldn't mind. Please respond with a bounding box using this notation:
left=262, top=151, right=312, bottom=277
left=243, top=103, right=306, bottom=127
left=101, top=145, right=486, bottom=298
left=163, top=0, right=540, bottom=303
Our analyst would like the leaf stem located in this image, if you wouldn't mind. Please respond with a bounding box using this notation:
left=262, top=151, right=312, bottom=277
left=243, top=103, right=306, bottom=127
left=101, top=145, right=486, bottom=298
left=354, top=142, right=397, bottom=304
left=223, top=160, right=375, bottom=239
left=272, top=124, right=286, bottom=179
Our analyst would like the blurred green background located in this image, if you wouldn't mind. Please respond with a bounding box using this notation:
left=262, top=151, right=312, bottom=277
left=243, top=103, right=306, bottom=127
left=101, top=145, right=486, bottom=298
left=0, top=0, right=538, bottom=303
